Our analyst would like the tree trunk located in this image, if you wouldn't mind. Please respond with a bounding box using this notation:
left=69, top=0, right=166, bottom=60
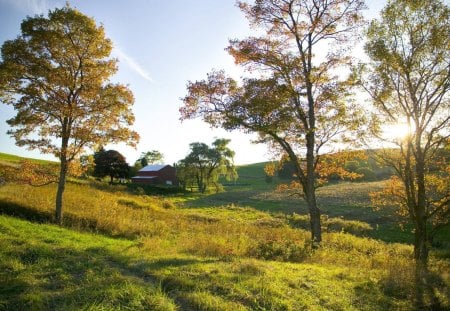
left=414, top=158, right=428, bottom=264
left=56, top=124, right=70, bottom=225
left=414, top=221, right=428, bottom=265
left=305, top=50, right=321, bottom=244
left=306, top=128, right=321, bottom=244
left=55, top=156, right=68, bottom=225
left=308, top=196, right=322, bottom=245
left=414, top=139, right=429, bottom=265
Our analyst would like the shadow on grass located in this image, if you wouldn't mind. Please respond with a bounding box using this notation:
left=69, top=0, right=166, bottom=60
left=0, top=233, right=216, bottom=310
left=378, top=263, right=449, bottom=310
left=0, top=199, right=113, bottom=238
left=0, top=199, right=52, bottom=223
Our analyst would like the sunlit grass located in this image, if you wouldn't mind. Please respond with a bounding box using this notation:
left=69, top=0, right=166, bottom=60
left=4, top=214, right=446, bottom=310
left=0, top=163, right=449, bottom=309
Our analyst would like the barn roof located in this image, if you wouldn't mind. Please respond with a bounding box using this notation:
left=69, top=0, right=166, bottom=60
left=139, top=164, right=169, bottom=172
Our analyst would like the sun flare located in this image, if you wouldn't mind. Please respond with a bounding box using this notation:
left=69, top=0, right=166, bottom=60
left=383, top=122, right=413, bottom=141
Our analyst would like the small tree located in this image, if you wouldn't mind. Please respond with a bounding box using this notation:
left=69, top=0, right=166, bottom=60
left=178, top=139, right=237, bottom=193
left=361, top=0, right=449, bottom=265
left=93, top=149, right=130, bottom=183
left=130, top=160, right=143, bottom=178
left=0, top=6, right=139, bottom=223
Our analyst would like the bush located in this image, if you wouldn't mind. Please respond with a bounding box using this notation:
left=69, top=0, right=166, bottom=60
left=161, top=200, right=176, bottom=209
left=277, top=160, right=296, bottom=180
left=355, top=167, right=376, bottom=181
left=325, top=217, right=373, bottom=234
left=288, top=214, right=372, bottom=235
left=126, top=183, right=185, bottom=195
left=345, top=160, right=360, bottom=172
left=248, top=237, right=311, bottom=262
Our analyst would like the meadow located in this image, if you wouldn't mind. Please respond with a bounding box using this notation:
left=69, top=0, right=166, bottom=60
left=0, top=156, right=448, bottom=310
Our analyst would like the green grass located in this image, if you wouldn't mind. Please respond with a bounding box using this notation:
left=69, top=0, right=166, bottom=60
left=3, top=215, right=448, bottom=310
left=0, top=153, right=449, bottom=309
left=0, top=152, right=56, bottom=166
left=0, top=215, right=178, bottom=310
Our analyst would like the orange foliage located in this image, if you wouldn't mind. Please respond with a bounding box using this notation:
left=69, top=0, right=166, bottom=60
left=271, top=151, right=368, bottom=196
left=370, top=164, right=450, bottom=227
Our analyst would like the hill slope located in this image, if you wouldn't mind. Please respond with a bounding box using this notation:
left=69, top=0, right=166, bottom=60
left=0, top=152, right=448, bottom=309
left=0, top=214, right=434, bottom=310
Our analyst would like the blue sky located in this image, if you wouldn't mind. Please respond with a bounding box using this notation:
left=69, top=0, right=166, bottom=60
left=0, top=0, right=386, bottom=165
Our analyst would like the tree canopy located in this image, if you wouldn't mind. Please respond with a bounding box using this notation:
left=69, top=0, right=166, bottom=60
left=177, top=138, right=237, bottom=193
left=0, top=6, right=139, bottom=223
left=138, top=150, right=165, bottom=167
left=93, top=148, right=130, bottom=183
left=181, top=0, right=366, bottom=243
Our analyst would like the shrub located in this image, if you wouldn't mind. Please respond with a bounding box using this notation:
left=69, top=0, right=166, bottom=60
left=248, top=237, right=311, bottom=262
left=135, top=187, right=145, bottom=195
left=345, top=160, right=360, bottom=172
left=161, top=200, right=176, bottom=209
left=288, top=214, right=373, bottom=235
left=325, top=217, right=373, bottom=234
left=355, top=167, right=376, bottom=181
left=287, top=213, right=310, bottom=230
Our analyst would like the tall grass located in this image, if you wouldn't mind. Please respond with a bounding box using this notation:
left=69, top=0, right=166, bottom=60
left=0, top=182, right=443, bottom=268
left=1, top=180, right=448, bottom=309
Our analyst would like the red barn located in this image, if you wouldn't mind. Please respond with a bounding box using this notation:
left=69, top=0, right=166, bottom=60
left=131, top=164, right=177, bottom=185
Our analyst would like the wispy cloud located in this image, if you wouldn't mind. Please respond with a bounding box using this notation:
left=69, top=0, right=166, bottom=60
left=2, top=0, right=56, bottom=14
left=113, top=47, right=153, bottom=83
left=2, top=0, right=153, bottom=83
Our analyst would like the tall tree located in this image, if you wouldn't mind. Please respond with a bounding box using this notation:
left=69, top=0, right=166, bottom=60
left=0, top=6, right=139, bottom=224
left=178, top=139, right=237, bottom=193
left=181, top=0, right=366, bottom=243
left=361, top=0, right=449, bottom=265
left=138, top=150, right=164, bottom=167
left=93, top=149, right=130, bottom=183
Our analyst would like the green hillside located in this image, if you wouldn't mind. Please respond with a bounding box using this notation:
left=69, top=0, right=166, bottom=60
left=1, top=214, right=441, bottom=311
left=0, top=152, right=448, bottom=310
left=0, top=152, right=56, bottom=167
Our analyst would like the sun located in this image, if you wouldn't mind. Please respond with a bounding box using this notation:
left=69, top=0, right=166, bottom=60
left=383, top=122, right=413, bottom=141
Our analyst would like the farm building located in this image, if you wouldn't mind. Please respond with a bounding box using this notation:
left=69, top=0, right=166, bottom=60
left=131, top=164, right=177, bottom=185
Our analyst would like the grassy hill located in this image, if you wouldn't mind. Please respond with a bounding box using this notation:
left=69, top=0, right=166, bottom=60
left=0, top=213, right=435, bottom=310
left=0, top=152, right=449, bottom=310
left=0, top=152, right=56, bottom=166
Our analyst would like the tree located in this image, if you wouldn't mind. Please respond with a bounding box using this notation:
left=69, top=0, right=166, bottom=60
left=361, top=0, right=449, bottom=265
left=178, top=139, right=237, bottom=193
left=79, top=154, right=95, bottom=177
left=130, top=160, right=143, bottom=178
left=93, top=148, right=130, bottom=183
left=0, top=6, right=139, bottom=224
left=138, top=150, right=164, bottom=167
left=181, top=0, right=366, bottom=243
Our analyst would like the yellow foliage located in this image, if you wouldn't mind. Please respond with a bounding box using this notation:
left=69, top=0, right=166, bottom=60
left=264, top=162, right=276, bottom=177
